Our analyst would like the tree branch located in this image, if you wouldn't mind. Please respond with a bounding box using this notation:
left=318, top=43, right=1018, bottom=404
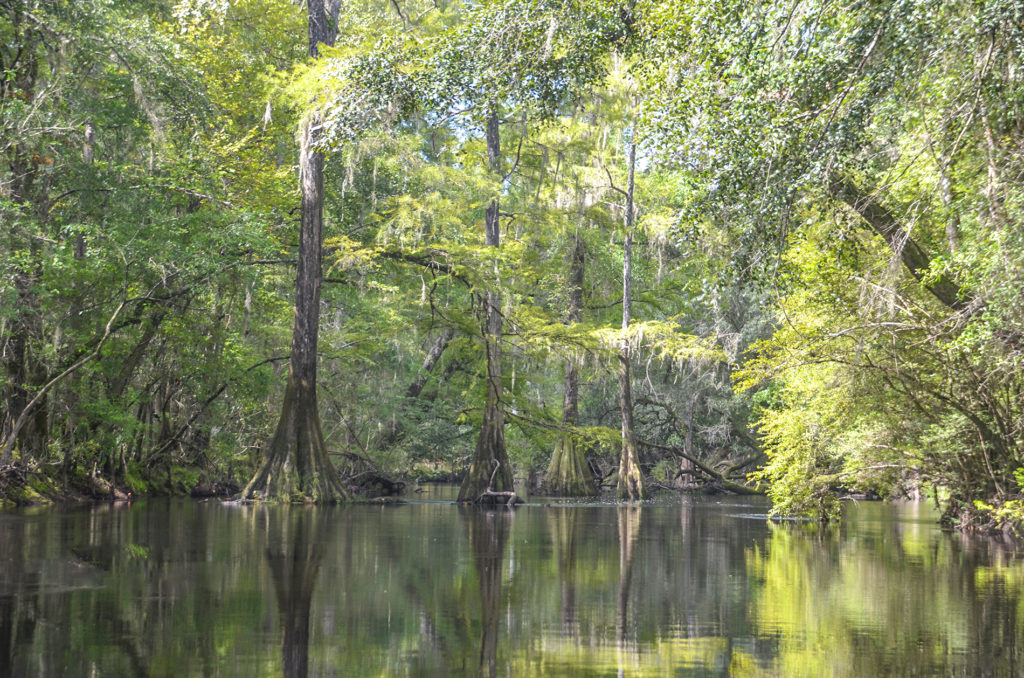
left=828, top=173, right=971, bottom=311
left=2, top=298, right=127, bottom=463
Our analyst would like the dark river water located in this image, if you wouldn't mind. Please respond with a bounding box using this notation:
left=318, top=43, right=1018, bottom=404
left=1, top=488, right=1022, bottom=677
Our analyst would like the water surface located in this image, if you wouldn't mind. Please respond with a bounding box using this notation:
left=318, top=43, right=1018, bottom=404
left=1, top=490, right=1021, bottom=676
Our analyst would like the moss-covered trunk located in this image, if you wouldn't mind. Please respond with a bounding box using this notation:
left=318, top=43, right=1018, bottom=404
left=547, top=232, right=596, bottom=496
left=459, top=108, right=513, bottom=502
left=617, top=351, right=644, bottom=500
left=458, top=293, right=514, bottom=500
left=617, top=140, right=644, bottom=500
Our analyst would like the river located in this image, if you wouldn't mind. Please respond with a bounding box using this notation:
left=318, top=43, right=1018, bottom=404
left=1, top=488, right=1021, bottom=676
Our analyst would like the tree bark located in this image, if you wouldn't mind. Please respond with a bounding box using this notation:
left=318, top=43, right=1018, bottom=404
left=547, top=231, right=597, bottom=495
left=240, top=0, right=347, bottom=502
left=828, top=174, right=969, bottom=311
left=617, top=140, right=644, bottom=500
left=459, top=107, right=514, bottom=501
left=406, top=327, right=455, bottom=400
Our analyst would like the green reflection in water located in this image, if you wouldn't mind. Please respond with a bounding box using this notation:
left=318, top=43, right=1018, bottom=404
left=0, top=496, right=1022, bottom=676
left=745, top=503, right=1024, bottom=676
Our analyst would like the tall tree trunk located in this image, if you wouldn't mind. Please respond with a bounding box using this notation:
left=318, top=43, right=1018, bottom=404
left=459, top=108, right=514, bottom=502
left=547, top=231, right=596, bottom=495
left=241, top=0, right=347, bottom=502
left=617, top=140, right=644, bottom=500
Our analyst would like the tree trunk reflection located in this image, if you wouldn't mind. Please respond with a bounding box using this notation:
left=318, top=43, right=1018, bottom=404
left=616, top=505, right=641, bottom=678
left=548, top=507, right=583, bottom=634
left=265, top=508, right=326, bottom=678
left=462, top=507, right=512, bottom=678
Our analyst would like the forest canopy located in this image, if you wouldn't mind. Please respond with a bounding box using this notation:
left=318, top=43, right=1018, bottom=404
left=2, top=0, right=1023, bottom=529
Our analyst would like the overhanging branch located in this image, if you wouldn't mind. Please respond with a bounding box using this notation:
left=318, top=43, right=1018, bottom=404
left=828, top=173, right=971, bottom=311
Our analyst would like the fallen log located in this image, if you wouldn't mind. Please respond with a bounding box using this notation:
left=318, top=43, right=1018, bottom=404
left=640, top=439, right=763, bottom=496
left=475, top=490, right=523, bottom=507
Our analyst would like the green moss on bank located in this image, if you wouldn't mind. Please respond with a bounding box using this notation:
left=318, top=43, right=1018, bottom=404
left=0, top=469, right=61, bottom=508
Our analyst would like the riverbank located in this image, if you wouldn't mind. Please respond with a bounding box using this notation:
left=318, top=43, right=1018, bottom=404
left=0, top=462, right=135, bottom=509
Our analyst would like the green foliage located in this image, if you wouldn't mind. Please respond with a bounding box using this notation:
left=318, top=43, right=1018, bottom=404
left=975, top=469, right=1024, bottom=535
left=0, top=0, right=303, bottom=489
left=6, top=0, right=1020, bottom=528
left=626, top=0, right=1024, bottom=525
left=124, top=463, right=151, bottom=495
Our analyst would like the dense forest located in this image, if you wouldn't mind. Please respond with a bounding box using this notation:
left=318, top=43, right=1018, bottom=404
left=2, top=0, right=1023, bottom=529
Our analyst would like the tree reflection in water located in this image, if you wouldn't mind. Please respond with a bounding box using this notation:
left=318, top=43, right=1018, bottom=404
left=263, top=507, right=326, bottom=678
left=547, top=507, right=583, bottom=635
left=3, top=499, right=1024, bottom=676
left=461, top=506, right=512, bottom=678
left=616, top=505, right=641, bottom=678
